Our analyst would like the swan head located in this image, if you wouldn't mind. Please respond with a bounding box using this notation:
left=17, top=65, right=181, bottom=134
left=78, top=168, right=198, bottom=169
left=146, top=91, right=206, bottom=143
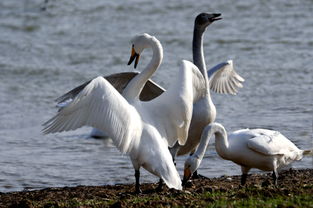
left=182, top=155, right=201, bottom=186
left=195, top=13, right=222, bottom=31
left=127, top=33, right=158, bottom=68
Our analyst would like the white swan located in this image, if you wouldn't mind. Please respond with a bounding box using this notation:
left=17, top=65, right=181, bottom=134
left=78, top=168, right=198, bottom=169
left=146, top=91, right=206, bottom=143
left=55, top=13, right=244, bottom=140
left=183, top=122, right=313, bottom=185
left=170, top=13, right=244, bottom=162
left=43, top=33, right=206, bottom=193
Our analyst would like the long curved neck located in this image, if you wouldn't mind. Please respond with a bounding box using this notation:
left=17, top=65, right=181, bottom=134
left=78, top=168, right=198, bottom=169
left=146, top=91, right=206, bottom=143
left=193, top=27, right=209, bottom=84
left=123, top=37, right=163, bottom=101
left=193, top=123, right=230, bottom=161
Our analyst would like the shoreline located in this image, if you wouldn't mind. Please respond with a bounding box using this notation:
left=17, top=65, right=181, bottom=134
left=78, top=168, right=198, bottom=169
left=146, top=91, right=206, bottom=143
left=1, top=168, right=312, bottom=207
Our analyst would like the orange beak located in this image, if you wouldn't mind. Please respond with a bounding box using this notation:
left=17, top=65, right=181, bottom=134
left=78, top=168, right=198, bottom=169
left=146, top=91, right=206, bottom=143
left=182, top=168, right=192, bottom=186
left=127, top=46, right=140, bottom=69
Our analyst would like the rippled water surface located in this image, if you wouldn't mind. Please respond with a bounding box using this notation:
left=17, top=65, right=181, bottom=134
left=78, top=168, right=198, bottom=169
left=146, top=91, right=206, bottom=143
left=0, top=0, right=312, bottom=192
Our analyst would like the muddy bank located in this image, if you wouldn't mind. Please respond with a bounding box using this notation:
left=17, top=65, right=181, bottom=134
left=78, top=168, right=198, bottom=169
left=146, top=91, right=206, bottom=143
left=0, top=168, right=312, bottom=208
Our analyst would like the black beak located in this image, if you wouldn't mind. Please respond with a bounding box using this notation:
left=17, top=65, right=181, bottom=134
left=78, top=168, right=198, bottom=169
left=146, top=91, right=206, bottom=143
left=211, top=13, right=222, bottom=22
left=127, top=46, right=140, bottom=69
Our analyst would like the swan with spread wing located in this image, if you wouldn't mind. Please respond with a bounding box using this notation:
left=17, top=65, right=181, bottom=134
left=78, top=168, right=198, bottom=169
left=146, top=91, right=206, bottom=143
left=43, top=34, right=206, bottom=193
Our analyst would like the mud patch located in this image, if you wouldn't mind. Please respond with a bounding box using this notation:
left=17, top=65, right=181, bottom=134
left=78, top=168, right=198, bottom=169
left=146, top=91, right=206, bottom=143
left=0, top=169, right=312, bottom=208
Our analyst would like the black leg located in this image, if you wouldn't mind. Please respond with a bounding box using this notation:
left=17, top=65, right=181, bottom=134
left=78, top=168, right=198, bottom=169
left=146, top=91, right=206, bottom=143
left=156, top=178, right=164, bottom=191
left=135, top=170, right=142, bottom=194
left=272, top=170, right=278, bottom=186
left=241, top=173, right=248, bottom=186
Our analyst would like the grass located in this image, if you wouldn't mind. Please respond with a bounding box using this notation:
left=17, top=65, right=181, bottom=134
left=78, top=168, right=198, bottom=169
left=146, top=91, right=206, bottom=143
left=198, top=187, right=313, bottom=208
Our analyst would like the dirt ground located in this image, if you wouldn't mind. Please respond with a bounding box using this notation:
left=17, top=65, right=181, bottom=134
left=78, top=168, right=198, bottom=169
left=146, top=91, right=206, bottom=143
left=0, top=168, right=312, bottom=208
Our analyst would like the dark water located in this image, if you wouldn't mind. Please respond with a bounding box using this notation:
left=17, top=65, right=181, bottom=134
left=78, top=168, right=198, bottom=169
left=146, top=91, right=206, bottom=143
left=0, top=0, right=312, bottom=192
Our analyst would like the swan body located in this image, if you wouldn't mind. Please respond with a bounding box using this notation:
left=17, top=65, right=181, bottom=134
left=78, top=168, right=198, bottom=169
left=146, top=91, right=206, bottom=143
left=43, top=34, right=206, bottom=192
left=183, top=122, right=313, bottom=185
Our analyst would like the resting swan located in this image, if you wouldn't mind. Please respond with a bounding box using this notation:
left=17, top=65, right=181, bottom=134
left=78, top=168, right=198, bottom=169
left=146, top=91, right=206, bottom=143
left=43, top=34, right=206, bottom=193
left=55, top=13, right=244, bottom=140
left=183, top=122, right=313, bottom=185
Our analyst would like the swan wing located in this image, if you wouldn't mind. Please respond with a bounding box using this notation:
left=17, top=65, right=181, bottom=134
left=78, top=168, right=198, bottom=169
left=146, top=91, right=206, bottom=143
left=247, top=129, right=299, bottom=156
left=208, top=60, right=244, bottom=95
left=56, top=72, right=165, bottom=107
left=43, top=76, right=142, bottom=154
left=105, top=72, right=165, bottom=101
left=143, top=60, right=206, bottom=147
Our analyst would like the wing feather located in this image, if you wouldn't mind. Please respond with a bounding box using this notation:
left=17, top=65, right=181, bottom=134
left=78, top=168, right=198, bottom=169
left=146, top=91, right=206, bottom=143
left=56, top=72, right=165, bottom=108
left=43, top=76, right=142, bottom=154
left=208, top=60, right=244, bottom=95
left=247, top=130, right=299, bottom=156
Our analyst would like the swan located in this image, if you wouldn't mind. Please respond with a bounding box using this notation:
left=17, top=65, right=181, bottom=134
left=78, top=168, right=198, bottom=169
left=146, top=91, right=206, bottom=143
left=170, top=13, right=244, bottom=164
left=43, top=33, right=206, bottom=193
left=55, top=13, right=244, bottom=139
left=182, top=122, right=313, bottom=186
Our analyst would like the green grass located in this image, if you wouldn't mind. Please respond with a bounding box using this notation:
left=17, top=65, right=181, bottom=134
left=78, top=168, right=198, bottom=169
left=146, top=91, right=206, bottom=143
left=197, top=187, right=313, bottom=208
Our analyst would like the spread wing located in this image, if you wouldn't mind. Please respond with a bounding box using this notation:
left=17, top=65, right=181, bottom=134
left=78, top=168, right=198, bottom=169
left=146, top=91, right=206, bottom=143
left=208, top=60, right=244, bottom=95
left=56, top=72, right=165, bottom=107
left=43, top=76, right=142, bottom=154
left=56, top=60, right=242, bottom=109
left=247, top=129, right=299, bottom=156
left=143, top=60, right=206, bottom=147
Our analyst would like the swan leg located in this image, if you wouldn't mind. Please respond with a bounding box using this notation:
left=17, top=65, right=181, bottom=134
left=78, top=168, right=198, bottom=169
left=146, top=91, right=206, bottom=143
left=135, top=170, right=142, bottom=194
left=156, top=178, right=164, bottom=192
left=241, top=174, right=248, bottom=186
left=240, top=166, right=250, bottom=186
left=272, top=170, right=278, bottom=186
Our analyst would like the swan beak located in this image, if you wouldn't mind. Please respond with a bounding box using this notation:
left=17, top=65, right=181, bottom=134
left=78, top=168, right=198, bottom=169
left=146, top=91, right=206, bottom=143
left=127, top=47, right=140, bottom=69
left=212, top=13, right=222, bottom=22
left=182, top=168, right=191, bottom=186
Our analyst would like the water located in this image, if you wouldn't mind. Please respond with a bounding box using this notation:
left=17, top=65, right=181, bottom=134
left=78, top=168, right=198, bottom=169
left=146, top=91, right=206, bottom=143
left=0, top=0, right=312, bottom=192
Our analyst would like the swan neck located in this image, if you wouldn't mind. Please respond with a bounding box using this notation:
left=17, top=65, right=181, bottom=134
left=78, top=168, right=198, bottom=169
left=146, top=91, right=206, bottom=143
left=214, top=126, right=230, bottom=160
left=193, top=28, right=208, bottom=82
left=193, top=123, right=227, bottom=160
left=123, top=38, right=163, bottom=101
left=193, top=123, right=229, bottom=161
left=193, top=126, right=213, bottom=160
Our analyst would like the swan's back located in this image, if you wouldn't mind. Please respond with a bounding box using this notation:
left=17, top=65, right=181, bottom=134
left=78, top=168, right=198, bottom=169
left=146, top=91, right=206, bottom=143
left=227, top=128, right=304, bottom=169
left=237, top=129, right=304, bottom=165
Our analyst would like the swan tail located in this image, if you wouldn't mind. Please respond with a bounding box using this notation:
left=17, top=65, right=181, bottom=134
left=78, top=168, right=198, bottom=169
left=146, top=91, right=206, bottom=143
left=303, top=149, right=313, bottom=156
